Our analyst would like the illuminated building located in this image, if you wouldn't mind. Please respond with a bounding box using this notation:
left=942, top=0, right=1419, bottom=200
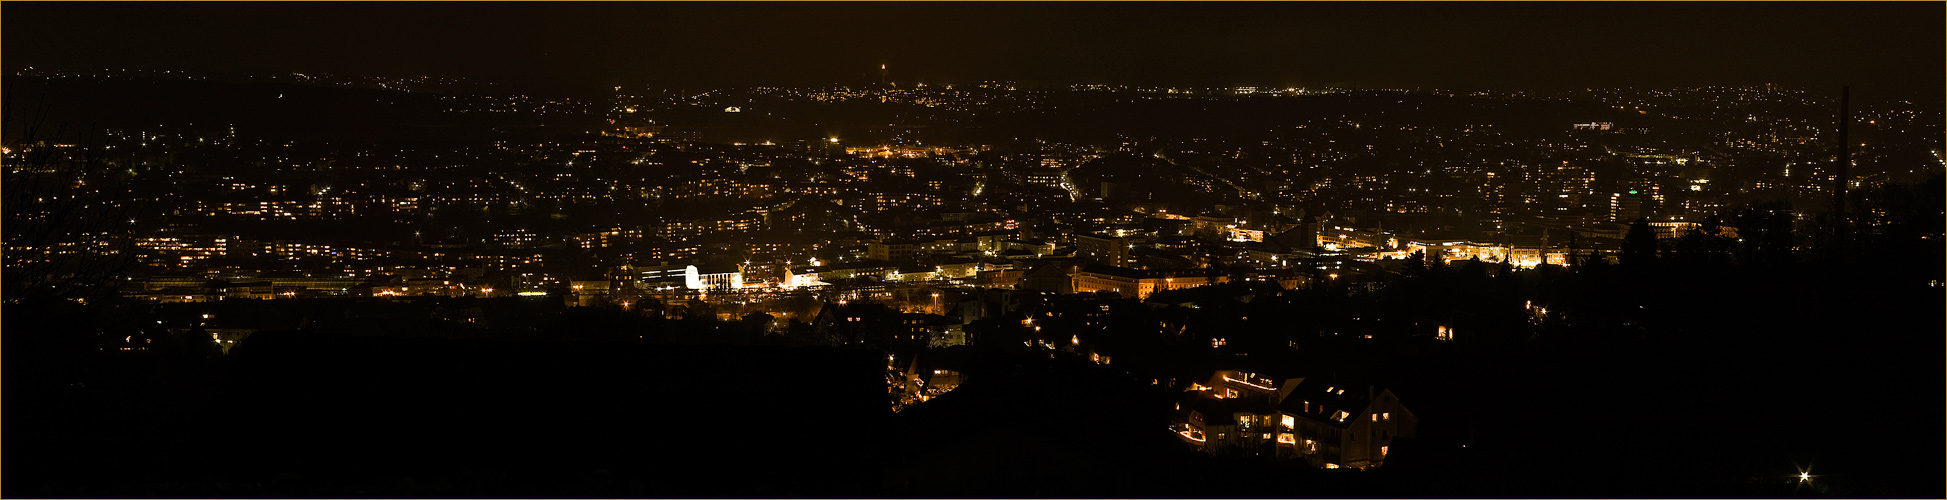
left=1176, top=372, right=1417, bottom=469
left=692, top=263, right=744, bottom=290
left=867, top=240, right=919, bottom=263
left=1072, top=233, right=1133, bottom=267
left=1274, top=380, right=1416, bottom=469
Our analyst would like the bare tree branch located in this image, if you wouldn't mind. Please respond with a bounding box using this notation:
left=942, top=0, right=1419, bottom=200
left=4, top=94, right=143, bottom=305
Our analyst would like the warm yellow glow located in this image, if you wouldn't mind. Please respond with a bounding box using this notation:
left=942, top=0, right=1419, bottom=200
left=1223, top=375, right=1278, bottom=391
left=1281, top=415, right=1295, bottom=428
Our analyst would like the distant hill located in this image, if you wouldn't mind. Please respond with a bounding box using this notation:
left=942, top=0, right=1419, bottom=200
left=5, top=76, right=597, bottom=144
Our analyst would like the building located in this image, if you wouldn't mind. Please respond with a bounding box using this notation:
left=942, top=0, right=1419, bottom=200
left=1073, top=233, right=1133, bottom=267
left=1018, top=263, right=1078, bottom=294
left=1608, top=190, right=1653, bottom=222
left=692, top=263, right=744, bottom=290
left=569, top=280, right=611, bottom=307
left=1074, top=263, right=1142, bottom=297
left=1137, top=268, right=1228, bottom=299
left=1174, top=371, right=1417, bottom=469
left=636, top=264, right=694, bottom=290
left=868, top=240, right=919, bottom=263
left=782, top=266, right=827, bottom=288
left=1272, top=379, right=1417, bottom=469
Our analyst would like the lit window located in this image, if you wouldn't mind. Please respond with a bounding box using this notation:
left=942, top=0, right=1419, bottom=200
left=1380, top=445, right=1389, bottom=457
left=1373, top=413, right=1380, bottom=422
left=1277, top=433, right=1296, bottom=444
left=1382, top=412, right=1390, bottom=420
left=1281, top=415, right=1295, bottom=428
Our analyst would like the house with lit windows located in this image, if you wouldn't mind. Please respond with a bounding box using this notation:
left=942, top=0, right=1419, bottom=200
left=1172, top=370, right=1416, bottom=469
left=1272, top=378, right=1416, bottom=469
left=1172, top=369, right=1305, bottom=458
left=1177, top=396, right=1280, bottom=457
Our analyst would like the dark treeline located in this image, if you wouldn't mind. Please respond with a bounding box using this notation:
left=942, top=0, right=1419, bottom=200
left=5, top=320, right=890, bottom=497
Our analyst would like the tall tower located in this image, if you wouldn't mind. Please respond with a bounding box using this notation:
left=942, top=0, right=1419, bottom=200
left=879, top=64, right=889, bottom=86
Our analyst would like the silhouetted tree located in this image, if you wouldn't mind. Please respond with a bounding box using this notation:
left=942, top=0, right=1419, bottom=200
left=1403, top=250, right=1427, bottom=277
left=1665, top=215, right=1733, bottom=269
left=1457, top=256, right=1489, bottom=288
left=3, top=97, right=143, bottom=305
left=1621, top=217, right=1658, bottom=268
left=1579, top=249, right=1611, bottom=271
left=740, top=310, right=776, bottom=335
left=1730, top=201, right=1797, bottom=266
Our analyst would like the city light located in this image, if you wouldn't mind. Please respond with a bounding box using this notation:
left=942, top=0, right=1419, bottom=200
left=9, top=12, right=1937, bottom=495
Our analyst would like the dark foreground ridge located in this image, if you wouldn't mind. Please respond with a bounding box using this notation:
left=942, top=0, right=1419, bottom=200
left=9, top=333, right=890, bottom=497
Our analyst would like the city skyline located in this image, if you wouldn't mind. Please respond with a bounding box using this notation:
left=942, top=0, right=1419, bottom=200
left=5, top=2, right=1943, bottom=101
left=3, top=2, right=1941, bottom=498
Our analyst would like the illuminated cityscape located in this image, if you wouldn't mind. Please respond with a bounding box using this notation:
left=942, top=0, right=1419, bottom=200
left=4, top=2, right=1941, bottom=498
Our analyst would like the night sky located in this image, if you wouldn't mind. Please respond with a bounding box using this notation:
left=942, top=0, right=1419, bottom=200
left=5, top=2, right=1943, bottom=100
